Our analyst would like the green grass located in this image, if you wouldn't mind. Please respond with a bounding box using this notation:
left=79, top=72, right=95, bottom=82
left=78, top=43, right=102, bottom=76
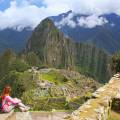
left=40, top=70, right=68, bottom=85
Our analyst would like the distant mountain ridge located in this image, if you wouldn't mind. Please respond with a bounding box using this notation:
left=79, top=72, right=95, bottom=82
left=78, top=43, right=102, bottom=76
left=0, top=11, right=120, bottom=54
left=0, top=28, right=32, bottom=53
left=25, top=18, right=110, bottom=82
left=50, top=11, right=120, bottom=54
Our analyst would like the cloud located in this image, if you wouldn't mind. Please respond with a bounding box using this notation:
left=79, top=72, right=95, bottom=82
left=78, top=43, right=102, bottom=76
left=55, top=14, right=108, bottom=29
left=55, top=13, right=76, bottom=28
left=43, top=0, right=120, bottom=15
left=0, top=0, right=120, bottom=30
left=0, top=0, right=69, bottom=30
left=0, top=1, right=43, bottom=30
left=77, top=15, right=108, bottom=28
left=110, top=23, right=115, bottom=27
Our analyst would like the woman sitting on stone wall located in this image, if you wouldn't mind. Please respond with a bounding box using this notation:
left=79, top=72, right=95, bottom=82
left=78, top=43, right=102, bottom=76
left=1, top=85, right=30, bottom=113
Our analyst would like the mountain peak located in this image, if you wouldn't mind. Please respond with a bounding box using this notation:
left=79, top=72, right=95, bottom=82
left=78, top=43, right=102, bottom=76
left=36, top=18, right=56, bottom=30
left=25, top=17, right=64, bottom=59
left=40, top=18, right=54, bottom=26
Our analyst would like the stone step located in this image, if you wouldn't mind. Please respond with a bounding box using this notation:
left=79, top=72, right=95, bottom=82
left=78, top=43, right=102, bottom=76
left=0, top=111, right=70, bottom=120
left=0, top=111, right=16, bottom=120
left=30, top=112, right=69, bottom=120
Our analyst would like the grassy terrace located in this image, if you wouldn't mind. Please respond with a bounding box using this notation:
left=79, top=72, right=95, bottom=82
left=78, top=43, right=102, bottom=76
left=40, top=70, right=68, bottom=85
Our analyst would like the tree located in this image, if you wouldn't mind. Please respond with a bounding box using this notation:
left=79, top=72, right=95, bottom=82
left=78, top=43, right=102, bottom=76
left=10, top=58, right=30, bottom=72
left=25, top=52, right=40, bottom=67
left=110, top=52, right=120, bottom=73
left=0, top=49, right=16, bottom=79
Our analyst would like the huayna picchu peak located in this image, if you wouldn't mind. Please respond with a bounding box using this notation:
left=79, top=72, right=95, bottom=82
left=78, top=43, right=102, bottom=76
left=25, top=18, right=110, bottom=82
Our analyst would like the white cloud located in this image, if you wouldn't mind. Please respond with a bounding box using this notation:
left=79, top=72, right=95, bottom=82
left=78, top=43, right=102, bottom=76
left=0, top=0, right=69, bottom=30
left=110, top=23, right=115, bottom=27
left=55, top=14, right=108, bottom=29
left=0, top=1, right=42, bottom=30
left=55, top=13, right=76, bottom=28
left=77, top=15, right=108, bottom=28
left=43, top=0, right=120, bottom=15
left=0, top=0, right=120, bottom=30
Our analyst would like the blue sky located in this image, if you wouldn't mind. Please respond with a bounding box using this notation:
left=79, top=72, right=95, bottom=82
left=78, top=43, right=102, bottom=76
left=0, top=0, right=119, bottom=30
left=0, top=0, right=44, bottom=11
left=0, top=0, right=11, bottom=11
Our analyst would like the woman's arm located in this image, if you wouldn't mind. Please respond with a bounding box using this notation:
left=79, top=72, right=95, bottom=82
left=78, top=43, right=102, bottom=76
left=5, top=96, right=21, bottom=105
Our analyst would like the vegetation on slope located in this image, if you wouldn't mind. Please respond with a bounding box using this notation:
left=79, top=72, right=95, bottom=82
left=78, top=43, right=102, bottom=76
left=41, top=70, right=67, bottom=85
left=0, top=49, right=101, bottom=111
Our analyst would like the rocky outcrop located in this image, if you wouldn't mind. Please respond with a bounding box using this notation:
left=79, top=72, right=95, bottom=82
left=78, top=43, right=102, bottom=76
left=65, top=74, right=120, bottom=120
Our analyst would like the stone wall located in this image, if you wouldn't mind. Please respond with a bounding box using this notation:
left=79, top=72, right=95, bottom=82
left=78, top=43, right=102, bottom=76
left=15, top=111, right=69, bottom=120
left=66, top=74, right=120, bottom=120
left=0, top=111, right=15, bottom=120
left=3, top=111, right=69, bottom=120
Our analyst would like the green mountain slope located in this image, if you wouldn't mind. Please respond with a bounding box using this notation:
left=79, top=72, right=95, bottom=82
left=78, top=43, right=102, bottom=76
left=86, top=27, right=120, bottom=52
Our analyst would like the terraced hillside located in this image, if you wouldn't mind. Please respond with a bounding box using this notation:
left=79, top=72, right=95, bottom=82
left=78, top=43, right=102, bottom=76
left=22, top=68, right=100, bottom=111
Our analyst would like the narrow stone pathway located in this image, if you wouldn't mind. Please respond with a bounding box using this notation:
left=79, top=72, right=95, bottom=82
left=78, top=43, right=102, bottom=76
left=15, top=111, right=70, bottom=120
left=30, top=112, right=69, bottom=120
left=16, top=112, right=32, bottom=120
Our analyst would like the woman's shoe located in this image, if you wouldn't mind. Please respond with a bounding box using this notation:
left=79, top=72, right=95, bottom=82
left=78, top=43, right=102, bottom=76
left=25, top=106, right=30, bottom=111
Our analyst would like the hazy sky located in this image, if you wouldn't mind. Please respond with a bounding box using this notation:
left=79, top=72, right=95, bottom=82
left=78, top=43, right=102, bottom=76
left=0, top=0, right=119, bottom=30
